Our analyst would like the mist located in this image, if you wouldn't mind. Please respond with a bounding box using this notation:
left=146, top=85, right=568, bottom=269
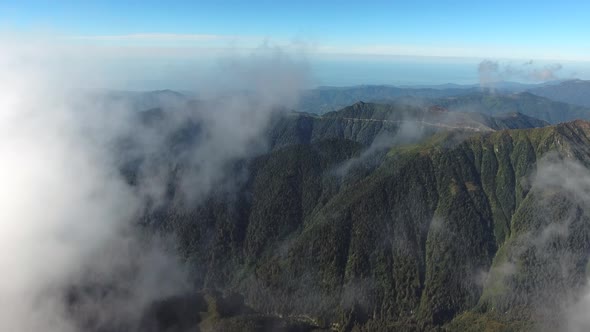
left=478, top=59, right=564, bottom=90
left=0, top=37, right=310, bottom=331
left=473, top=153, right=590, bottom=330
left=333, top=116, right=425, bottom=178
left=535, top=157, right=590, bottom=332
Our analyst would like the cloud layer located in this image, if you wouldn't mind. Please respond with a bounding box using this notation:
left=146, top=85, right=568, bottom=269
left=0, top=36, right=310, bottom=331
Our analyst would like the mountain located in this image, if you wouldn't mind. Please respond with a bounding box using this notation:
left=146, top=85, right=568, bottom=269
left=486, top=80, right=563, bottom=92
left=267, top=102, right=548, bottom=153
left=295, top=81, right=565, bottom=115
left=103, top=102, right=590, bottom=331
left=296, top=85, right=479, bottom=114
left=164, top=120, right=590, bottom=331
left=85, top=89, right=189, bottom=111
left=429, top=92, right=590, bottom=124
left=528, top=79, right=590, bottom=108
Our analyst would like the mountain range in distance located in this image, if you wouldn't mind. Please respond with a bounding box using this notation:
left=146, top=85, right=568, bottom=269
left=296, top=79, right=590, bottom=115
left=91, top=79, right=590, bottom=123
left=101, top=79, right=590, bottom=126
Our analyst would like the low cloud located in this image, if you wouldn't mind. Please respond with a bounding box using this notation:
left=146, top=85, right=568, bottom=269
left=0, top=35, right=310, bottom=331
left=477, top=154, right=590, bottom=329
left=333, top=113, right=426, bottom=178
left=535, top=158, right=590, bottom=331
left=70, top=33, right=242, bottom=41
left=478, top=59, right=563, bottom=89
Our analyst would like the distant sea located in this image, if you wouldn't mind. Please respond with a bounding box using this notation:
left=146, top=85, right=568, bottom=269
left=309, top=56, right=590, bottom=87
left=97, top=55, right=590, bottom=91
left=311, top=57, right=481, bottom=86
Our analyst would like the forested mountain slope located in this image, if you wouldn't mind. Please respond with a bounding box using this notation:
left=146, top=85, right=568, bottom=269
left=108, top=102, right=590, bottom=331
left=429, top=92, right=590, bottom=124
left=529, top=79, right=590, bottom=108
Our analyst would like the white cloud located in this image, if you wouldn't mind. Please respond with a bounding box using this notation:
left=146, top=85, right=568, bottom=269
left=0, top=34, right=312, bottom=331
left=69, top=33, right=246, bottom=41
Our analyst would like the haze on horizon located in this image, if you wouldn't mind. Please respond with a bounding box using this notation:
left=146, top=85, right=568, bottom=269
left=3, top=0, right=590, bottom=90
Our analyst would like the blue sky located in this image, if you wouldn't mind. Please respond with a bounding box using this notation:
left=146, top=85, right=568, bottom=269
left=3, top=0, right=590, bottom=88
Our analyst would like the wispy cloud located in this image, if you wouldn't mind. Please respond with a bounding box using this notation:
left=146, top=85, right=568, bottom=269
left=61, top=33, right=590, bottom=62
left=478, top=59, right=564, bottom=88
left=316, top=43, right=590, bottom=62
left=64, top=33, right=293, bottom=56
left=69, top=33, right=246, bottom=42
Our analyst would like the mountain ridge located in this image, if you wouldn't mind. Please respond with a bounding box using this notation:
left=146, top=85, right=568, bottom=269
left=529, top=79, right=590, bottom=107
left=116, top=99, right=590, bottom=330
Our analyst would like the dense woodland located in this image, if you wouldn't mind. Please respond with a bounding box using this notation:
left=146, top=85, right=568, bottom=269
left=106, top=98, right=590, bottom=331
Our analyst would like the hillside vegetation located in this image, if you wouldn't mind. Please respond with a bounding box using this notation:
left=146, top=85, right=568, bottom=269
left=121, top=103, right=590, bottom=330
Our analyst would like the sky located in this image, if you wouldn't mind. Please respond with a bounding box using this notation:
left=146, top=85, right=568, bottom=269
left=2, top=0, right=590, bottom=88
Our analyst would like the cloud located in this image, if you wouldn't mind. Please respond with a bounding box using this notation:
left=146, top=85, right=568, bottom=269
left=478, top=59, right=563, bottom=89
left=141, top=44, right=312, bottom=204
left=333, top=118, right=424, bottom=178
left=69, top=33, right=242, bottom=41
left=529, top=63, right=563, bottom=81
left=0, top=35, right=310, bottom=331
left=332, top=104, right=488, bottom=178
left=533, top=158, right=590, bottom=331
left=476, top=154, right=590, bottom=329
left=478, top=59, right=501, bottom=89
left=0, top=40, right=146, bottom=331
